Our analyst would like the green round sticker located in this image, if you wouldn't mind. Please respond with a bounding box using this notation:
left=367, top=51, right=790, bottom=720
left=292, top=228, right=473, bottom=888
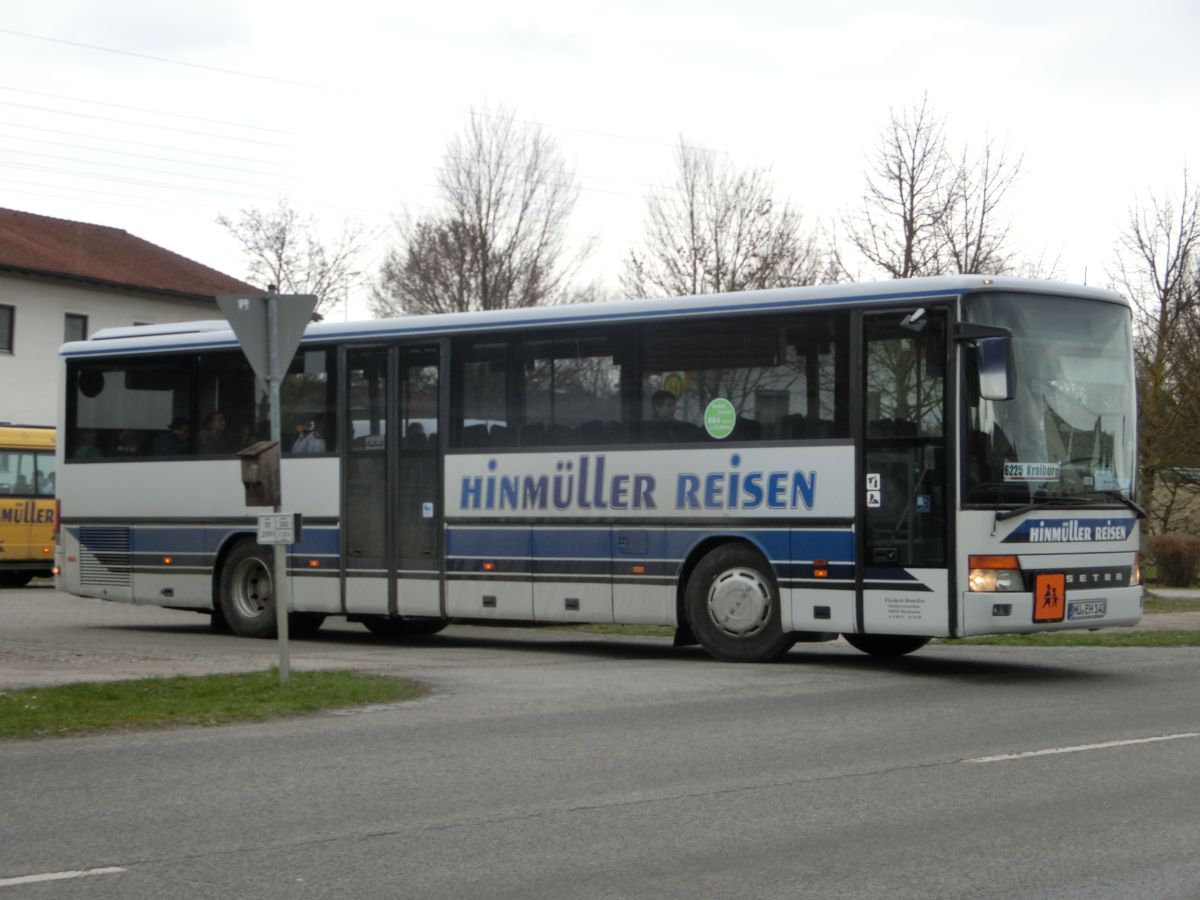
left=704, top=398, right=736, bottom=439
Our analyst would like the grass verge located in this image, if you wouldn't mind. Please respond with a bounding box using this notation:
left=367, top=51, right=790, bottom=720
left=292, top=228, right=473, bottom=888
left=1144, top=594, right=1200, bottom=613
left=0, top=669, right=424, bottom=740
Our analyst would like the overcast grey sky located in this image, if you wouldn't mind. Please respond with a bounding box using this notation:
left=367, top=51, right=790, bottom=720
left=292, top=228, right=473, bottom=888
left=3, top=1, right=1197, bottom=317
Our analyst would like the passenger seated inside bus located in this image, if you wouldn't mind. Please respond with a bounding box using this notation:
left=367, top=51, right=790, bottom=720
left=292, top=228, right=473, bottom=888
left=197, top=410, right=231, bottom=455
left=150, top=418, right=192, bottom=455
left=114, top=430, right=140, bottom=456
left=75, top=429, right=102, bottom=458
left=403, top=422, right=426, bottom=447
left=291, top=417, right=327, bottom=453
left=642, top=390, right=703, bottom=443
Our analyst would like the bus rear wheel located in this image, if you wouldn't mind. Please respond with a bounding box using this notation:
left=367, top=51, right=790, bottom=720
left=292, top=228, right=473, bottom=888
left=685, top=544, right=792, bottom=662
left=842, top=634, right=930, bottom=657
left=0, top=572, right=34, bottom=588
left=219, top=540, right=277, bottom=638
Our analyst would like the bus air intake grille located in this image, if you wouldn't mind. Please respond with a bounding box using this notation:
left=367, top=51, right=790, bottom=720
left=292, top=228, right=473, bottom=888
left=78, top=527, right=133, bottom=587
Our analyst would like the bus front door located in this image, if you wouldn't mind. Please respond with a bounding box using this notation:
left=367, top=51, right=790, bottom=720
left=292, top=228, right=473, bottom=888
left=343, top=345, right=441, bottom=618
left=858, top=308, right=951, bottom=637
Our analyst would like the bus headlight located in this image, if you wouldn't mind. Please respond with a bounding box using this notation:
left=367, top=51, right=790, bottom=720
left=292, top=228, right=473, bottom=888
left=968, top=555, right=1025, bottom=592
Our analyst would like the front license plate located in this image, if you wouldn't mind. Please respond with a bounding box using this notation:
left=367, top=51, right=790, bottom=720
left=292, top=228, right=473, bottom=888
left=1068, top=599, right=1107, bottom=620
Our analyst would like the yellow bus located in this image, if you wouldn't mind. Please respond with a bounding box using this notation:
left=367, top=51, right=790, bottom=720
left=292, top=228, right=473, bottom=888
left=0, top=424, right=56, bottom=586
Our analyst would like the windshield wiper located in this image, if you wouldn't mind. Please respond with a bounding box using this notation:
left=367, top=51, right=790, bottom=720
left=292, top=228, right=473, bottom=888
left=1099, top=490, right=1147, bottom=519
left=994, top=492, right=1145, bottom=522
left=994, top=495, right=1092, bottom=522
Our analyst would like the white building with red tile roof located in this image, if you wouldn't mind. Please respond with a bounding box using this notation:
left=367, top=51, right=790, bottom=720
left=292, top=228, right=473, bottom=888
left=0, top=207, right=256, bottom=426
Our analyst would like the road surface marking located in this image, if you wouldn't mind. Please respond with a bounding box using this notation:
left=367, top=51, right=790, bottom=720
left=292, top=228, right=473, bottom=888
left=0, top=866, right=126, bottom=887
left=964, top=731, right=1199, bottom=764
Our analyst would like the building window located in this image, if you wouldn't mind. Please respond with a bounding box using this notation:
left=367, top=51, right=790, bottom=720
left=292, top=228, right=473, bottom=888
left=65, top=313, right=88, bottom=343
left=0, top=305, right=12, bottom=353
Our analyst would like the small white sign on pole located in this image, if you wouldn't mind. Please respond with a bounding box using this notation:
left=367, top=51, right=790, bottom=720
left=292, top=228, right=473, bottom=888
left=257, top=513, right=301, bottom=545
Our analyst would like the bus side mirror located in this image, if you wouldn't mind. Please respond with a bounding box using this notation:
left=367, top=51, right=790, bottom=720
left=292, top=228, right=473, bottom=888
left=954, top=323, right=1015, bottom=402
left=237, top=440, right=280, bottom=507
left=976, top=336, right=1014, bottom=401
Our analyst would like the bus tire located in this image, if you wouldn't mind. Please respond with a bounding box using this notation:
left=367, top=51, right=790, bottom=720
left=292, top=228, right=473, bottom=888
left=842, top=633, right=930, bottom=657
left=361, top=616, right=447, bottom=639
left=0, top=571, right=34, bottom=588
left=219, top=540, right=277, bottom=638
left=685, top=544, right=791, bottom=662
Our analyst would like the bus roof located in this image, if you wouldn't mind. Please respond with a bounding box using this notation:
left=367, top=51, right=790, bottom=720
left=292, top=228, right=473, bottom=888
left=64, top=275, right=1129, bottom=359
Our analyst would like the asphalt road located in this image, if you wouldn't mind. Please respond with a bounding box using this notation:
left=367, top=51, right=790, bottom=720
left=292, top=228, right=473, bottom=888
left=1, top=586, right=1198, bottom=899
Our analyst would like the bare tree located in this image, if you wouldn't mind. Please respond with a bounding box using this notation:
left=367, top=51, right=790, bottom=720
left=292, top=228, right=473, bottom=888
left=942, top=137, right=1023, bottom=275
left=1110, top=170, right=1200, bottom=532
left=839, top=96, right=1022, bottom=280
left=372, top=104, right=588, bottom=316
left=217, top=198, right=373, bottom=316
left=840, top=96, right=954, bottom=280
left=621, top=137, right=821, bottom=299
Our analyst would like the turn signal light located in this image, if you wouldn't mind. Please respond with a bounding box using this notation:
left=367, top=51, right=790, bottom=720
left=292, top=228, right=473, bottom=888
left=813, top=559, right=829, bottom=578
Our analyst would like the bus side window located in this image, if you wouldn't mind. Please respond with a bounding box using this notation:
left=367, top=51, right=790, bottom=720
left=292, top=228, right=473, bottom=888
left=279, top=349, right=336, bottom=455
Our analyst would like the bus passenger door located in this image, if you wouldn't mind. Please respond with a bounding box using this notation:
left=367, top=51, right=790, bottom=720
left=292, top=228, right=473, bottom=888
left=343, top=345, right=441, bottom=618
left=858, top=309, right=951, bottom=636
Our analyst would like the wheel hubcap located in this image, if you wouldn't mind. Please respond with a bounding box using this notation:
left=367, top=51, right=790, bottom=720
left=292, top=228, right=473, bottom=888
left=707, top=567, right=771, bottom=638
left=232, top=557, right=272, bottom=619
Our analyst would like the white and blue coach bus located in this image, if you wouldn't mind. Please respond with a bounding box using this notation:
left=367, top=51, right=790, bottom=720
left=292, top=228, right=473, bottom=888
left=55, top=276, right=1143, bottom=661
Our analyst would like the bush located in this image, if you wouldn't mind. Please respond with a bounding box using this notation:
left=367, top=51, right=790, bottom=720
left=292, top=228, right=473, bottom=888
left=1146, top=533, right=1200, bottom=587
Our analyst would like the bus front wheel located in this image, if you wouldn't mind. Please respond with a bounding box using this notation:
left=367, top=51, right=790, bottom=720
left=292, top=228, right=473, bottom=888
left=219, top=540, right=277, bottom=638
left=685, top=544, right=793, bottom=663
left=842, top=634, right=930, bottom=657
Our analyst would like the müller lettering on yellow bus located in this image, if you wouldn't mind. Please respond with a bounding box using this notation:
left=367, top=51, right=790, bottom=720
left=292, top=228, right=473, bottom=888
left=0, top=501, right=56, bottom=525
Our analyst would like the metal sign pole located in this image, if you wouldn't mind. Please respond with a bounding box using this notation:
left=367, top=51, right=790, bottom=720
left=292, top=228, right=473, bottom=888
left=267, top=295, right=290, bottom=686
left=216, top=291, right=317, bottom=690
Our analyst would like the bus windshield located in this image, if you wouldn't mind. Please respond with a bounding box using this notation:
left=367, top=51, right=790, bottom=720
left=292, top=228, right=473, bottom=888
left=963, top=292, right=1136, bottom=507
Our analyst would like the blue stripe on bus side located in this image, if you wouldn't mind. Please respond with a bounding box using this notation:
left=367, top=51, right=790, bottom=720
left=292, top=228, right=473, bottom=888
left=74, top=525, right=341, bottom=563
left=76, top=523, right=855, bottom=582
left=133, top=526, right=340, bottom=556
left=445, top=528, right=536, bottom=558
left=130, top=528, right=209, bottom=554
left=444, top=525, right=856, bottom=578
left=790, top=529, right=855, bottom=561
